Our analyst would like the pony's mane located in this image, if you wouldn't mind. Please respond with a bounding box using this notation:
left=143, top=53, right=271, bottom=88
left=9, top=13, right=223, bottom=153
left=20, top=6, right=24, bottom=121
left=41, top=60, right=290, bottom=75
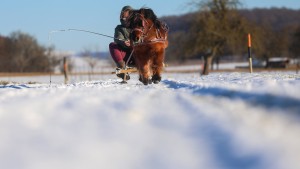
left=141, top=8, right=166, bottom=30
left=139, top=8, right=157, bottom=21
left=128, top=7, right=168, bottom=31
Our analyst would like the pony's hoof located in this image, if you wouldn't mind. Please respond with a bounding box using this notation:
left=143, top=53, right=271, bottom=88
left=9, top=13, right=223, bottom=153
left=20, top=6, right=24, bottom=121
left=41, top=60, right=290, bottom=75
left=142, top=78, right=152, bottom=85
left=152, top=75, right=161, bottom=84
left=153, top=80, right=160, bottom=84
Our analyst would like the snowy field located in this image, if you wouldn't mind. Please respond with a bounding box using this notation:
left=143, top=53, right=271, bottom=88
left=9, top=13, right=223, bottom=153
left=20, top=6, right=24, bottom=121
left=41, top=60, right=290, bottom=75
left=1, top=72, right=300, bottom=169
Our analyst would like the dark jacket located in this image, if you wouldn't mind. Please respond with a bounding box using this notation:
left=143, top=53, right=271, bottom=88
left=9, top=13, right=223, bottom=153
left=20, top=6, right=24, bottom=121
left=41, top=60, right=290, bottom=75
left=114, top=25, right=131, bottom=50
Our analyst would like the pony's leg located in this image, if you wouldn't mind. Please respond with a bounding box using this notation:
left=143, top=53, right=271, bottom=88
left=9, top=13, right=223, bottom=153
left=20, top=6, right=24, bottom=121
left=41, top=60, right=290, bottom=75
left=139, top=60, right=152, bottom=85
left=152, top=51, right=164, bottom=84
left=133, top=56, right=144, bottom=83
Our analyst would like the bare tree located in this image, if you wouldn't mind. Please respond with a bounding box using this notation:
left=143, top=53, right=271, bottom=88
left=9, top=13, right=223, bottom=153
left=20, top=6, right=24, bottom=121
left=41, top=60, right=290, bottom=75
left=10, top=32, right=35, bottom=72
left=0, top=36, right=12, bottom=71
left=290, top=26, right=300, bottom=73
left=9, top=31, right=51, bottom=72
left=290, top=26, right=300, bottom=59
left=186, top=0, right=250, bottom=75
left=82, top=48, right=99, bottom=73
left=45, top=46, right=61, bottom=73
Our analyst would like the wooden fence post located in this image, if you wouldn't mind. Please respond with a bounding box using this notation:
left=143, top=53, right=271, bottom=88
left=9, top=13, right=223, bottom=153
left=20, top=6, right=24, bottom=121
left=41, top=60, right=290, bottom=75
left=63, top=57, right=69, bottom=84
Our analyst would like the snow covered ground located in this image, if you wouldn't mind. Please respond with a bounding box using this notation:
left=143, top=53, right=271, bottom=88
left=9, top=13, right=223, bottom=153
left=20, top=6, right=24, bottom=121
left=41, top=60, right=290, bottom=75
left=1, top=72, right=300, bottom=169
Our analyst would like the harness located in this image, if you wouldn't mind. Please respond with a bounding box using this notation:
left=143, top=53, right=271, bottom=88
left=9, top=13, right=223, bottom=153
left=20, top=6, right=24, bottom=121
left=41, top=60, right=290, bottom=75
left=131, top=13, right=168, bottom=47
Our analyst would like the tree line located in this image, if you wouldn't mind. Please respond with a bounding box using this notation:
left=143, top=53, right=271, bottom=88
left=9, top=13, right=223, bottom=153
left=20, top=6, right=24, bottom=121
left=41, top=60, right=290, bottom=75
left=161, top=0, right=300, bottom=74
left=0, top=31, right=60, bottom=73
left=0, top=30, right=108, bottom=73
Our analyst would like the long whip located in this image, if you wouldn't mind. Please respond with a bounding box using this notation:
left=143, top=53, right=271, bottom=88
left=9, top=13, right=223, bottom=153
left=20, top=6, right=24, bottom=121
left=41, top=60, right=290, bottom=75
left=48, top=28, right=122, bottom=41
left=48, top=28, right=124, bottom=85
left=68, top=28, right=115, bottom=39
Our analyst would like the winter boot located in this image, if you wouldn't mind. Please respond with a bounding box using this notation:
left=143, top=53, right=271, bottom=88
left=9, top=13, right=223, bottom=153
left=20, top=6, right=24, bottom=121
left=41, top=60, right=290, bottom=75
left=116, top=61, right=125, bottom=68
left=116, top=61, right=130, bottom=80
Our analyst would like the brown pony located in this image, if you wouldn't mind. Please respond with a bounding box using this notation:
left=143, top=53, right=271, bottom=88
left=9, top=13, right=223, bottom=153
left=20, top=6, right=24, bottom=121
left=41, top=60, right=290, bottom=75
left=128, top=8, right=168, bottom=85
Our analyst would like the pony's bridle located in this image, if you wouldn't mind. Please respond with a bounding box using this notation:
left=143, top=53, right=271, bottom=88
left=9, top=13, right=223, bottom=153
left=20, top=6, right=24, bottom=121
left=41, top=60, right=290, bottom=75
left=131, top=13, right=167, bottom=46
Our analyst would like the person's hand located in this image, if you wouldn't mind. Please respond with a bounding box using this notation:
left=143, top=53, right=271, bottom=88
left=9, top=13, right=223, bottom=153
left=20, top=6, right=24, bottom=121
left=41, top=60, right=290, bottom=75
left=124, top=40, right=131, bottom=47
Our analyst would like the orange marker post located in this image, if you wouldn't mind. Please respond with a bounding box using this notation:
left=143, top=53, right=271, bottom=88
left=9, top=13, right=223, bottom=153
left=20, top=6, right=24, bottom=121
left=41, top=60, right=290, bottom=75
left=248, top=33, right=253, bottom=73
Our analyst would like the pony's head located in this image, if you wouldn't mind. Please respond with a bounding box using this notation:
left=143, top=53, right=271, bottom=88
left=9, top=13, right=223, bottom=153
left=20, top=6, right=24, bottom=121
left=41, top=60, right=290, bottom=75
left=129, top=8, right=157, bottom=44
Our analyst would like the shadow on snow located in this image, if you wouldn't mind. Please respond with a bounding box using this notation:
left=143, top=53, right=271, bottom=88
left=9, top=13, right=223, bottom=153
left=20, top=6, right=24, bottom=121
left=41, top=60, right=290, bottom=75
left=0, top=84, right=32, bottom=89
left=162, top=79, right=300, bottom=114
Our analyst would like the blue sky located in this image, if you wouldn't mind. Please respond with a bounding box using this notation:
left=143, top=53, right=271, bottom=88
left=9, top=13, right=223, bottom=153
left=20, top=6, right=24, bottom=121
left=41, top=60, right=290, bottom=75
left=1, top=0, right=299, bottom=52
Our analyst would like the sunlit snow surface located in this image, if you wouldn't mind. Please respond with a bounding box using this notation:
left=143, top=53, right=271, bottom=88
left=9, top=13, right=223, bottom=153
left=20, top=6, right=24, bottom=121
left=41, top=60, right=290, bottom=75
left=1, top=72, right=300, bottom=169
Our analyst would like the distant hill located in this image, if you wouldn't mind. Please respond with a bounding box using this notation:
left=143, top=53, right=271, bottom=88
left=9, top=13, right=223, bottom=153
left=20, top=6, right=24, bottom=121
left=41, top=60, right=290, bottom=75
left=239, top=8, right=300, bottom=31
left=160, top=13, right=195, bottom=33
left=161, top=8, right=300, bottom=32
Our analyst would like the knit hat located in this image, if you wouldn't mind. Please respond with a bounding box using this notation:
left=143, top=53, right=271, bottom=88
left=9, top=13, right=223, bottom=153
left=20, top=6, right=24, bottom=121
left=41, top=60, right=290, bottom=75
left=121, top=6, right=133, bottom=13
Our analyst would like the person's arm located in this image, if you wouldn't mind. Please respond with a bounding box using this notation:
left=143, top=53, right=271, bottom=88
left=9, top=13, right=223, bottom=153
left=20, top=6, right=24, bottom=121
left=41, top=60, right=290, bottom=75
left=114, top=26, right=129, bottom=49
